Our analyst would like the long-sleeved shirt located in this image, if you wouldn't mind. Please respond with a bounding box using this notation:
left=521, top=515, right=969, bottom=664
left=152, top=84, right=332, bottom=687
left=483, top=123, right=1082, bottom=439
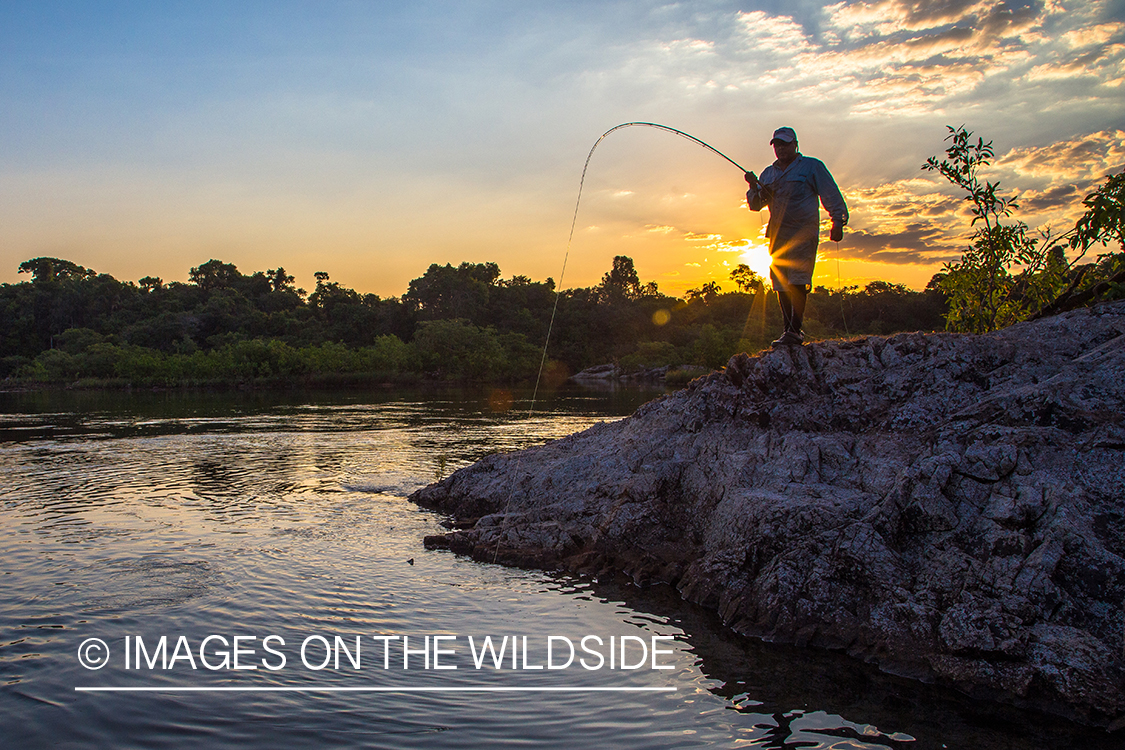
left=747, top=154, right=848, bottom=245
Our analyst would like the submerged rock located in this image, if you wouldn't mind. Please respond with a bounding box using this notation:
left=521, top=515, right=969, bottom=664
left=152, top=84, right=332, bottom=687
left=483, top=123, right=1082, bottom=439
left=410, top=301, right=1125, bottom=728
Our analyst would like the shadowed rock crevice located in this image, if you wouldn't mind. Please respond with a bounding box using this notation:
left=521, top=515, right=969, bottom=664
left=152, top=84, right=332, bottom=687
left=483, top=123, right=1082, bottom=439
left=410, top=301, right=1125, bottom=728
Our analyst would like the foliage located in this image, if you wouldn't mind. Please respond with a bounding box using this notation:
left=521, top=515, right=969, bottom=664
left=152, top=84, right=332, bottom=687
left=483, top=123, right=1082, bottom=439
left=1039, top=173, right=1125, bottom=310
left=6, top=131, right=1118, bottom=387
left=14, top=335, right=421, bottom=387
left=413, top=319, right=507, bottom=381
left=729, top=264, right=765, bottom=294
left=1, top=253, right=952, bottom=388
left=1072, top=171, right=1125, bottom=252
left=923, top=126, right=1071, bottom=333
left=924, top=128, right=1125, bottom=333
left=405, top=261, right=500, bottom=321
left=189, top=259, right=243, bottom=290
left=685, top=282, right=723, bottom=304
left=595, top=256, right=658, bottom=303
left=812, top=281, right=947, bottom=336
left=19, top=257, right=96, bottom=283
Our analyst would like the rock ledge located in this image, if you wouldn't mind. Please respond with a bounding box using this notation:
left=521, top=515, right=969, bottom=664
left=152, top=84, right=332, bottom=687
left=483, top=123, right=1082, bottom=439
left=410, top=301, right=1125, bottom=728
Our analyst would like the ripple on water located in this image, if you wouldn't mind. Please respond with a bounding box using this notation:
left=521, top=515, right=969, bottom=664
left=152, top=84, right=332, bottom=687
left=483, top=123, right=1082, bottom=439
left=0, top=389, right=1118, bottom=750
left=78, top=558, right=222, bottom=613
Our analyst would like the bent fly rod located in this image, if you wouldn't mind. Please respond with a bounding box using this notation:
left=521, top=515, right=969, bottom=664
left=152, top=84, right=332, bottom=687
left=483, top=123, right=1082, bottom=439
left=537, top=122, right=756, bottom=404
left=587, top=122, right=751, bottom=175
left=492, top=122, right=749, bottom=562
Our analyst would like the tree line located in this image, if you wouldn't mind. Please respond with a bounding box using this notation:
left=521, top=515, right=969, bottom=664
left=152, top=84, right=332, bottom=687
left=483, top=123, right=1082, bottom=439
left=6, top=126, right=1119, bottom=389
left=1, top=254, right=948, bottom=387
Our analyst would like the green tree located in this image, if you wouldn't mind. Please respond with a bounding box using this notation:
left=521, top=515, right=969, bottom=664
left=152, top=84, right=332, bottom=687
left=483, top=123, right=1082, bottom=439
left=405, top=262, right=500, bottom=321
left=597, top=256, right=648, bottom=303
left=1072, top=170, right=1125, bottom=252
left=267, top=267, right=296, bottom=293
left=1031, top=171, right=1125, bottom=317
left=412, top=318, right=507, bottom=380
left=729, top=264, right=764, bottom=293
left=685, top=281, right=722, bottom=304
left=923, top=126, right=1069, bottom=333
left=189, top=259, right=242, bottom=290
left=18, top=257, right=95, bottom=283
left=308, top=271, right=360, bottom=312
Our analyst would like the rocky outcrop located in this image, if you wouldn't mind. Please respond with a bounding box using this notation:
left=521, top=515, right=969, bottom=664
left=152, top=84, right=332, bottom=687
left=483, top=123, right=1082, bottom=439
left=568, top=363, right=624, bottom=382
left=569, top=363, right=707, bottom=384
left=410, top=301, right=1125, bottom=728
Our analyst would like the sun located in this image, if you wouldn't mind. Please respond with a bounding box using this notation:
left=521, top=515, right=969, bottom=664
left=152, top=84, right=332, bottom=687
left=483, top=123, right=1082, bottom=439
left=739, top=243, right=772, bottom=279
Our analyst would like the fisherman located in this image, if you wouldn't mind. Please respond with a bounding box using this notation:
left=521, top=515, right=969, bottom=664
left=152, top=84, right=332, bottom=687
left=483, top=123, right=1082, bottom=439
left=745, top=127, right=848, bottom=346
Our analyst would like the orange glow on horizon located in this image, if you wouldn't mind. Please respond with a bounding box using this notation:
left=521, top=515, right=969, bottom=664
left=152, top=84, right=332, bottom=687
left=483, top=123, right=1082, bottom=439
left=739, top=243, right=772, bottom=279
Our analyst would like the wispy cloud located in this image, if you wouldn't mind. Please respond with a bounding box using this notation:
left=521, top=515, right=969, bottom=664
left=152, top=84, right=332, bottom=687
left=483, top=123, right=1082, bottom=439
left=615, top=0, right=1122, bottom=117
left=840, top=128, right=1125, bottom=268
left=2, top=2, right=1122, bottom=294
left=1061, top=21, right=1123, bottom=48
left=592, top=1, right=1124, bottom=280
left=996, top=129, right=1125, bottom=181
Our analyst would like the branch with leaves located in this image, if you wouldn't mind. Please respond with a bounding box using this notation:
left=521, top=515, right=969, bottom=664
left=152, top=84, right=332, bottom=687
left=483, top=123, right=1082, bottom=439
left=922, top=126, right=1120, bottom=333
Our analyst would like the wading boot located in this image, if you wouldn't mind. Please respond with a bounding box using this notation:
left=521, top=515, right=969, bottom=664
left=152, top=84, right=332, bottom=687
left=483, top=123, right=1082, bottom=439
left=771, top=330, right=804, bottom=347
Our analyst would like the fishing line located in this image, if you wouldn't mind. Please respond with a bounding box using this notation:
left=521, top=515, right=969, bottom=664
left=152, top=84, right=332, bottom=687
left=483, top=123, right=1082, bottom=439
left=490, top=122, right=748, bottom=563
left=835, top=240, right=849, bottom=336
left=529, top=122, right=749, bottom=413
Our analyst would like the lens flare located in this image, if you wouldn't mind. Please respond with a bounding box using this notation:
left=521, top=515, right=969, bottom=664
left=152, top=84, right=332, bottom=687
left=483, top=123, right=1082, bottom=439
left=740, top=244, right=772, bottom=278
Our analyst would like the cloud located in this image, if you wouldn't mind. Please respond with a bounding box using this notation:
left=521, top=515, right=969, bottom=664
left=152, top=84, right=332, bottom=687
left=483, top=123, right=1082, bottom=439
left=563, top=1, right=1123, bottom=287
left=825, top=0, right=1043, bottom=38
left=976, top=1, right=1044, bottom=40
left=1018, top=183, right=1083, bottom=212
left=1061, top=22, right=1123, bottom=48
left=738, top=11, right=819, bottom=54
left=842, top=224, right=964, bottom=265
left=749, top=6, right=1036, bottom=113
left=611, top=0, right=1120, bottom=117
left=6, top=2, right=1123, bottom=296
left=823, top=0, right=981, bottom=38
left=848, top=178, right=967, bottom=230
left=838, top=128, right=1125, bottom=268
left=996, top=129, right=1125, bottom=181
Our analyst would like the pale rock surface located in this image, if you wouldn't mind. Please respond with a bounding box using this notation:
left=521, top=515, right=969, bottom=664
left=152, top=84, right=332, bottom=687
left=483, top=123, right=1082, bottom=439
left=411, top=301, right=1125, bottom=727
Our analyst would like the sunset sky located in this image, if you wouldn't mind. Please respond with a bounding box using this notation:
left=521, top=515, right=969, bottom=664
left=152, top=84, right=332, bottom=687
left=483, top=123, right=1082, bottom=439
left=2, top=1, right=1123, bottom=297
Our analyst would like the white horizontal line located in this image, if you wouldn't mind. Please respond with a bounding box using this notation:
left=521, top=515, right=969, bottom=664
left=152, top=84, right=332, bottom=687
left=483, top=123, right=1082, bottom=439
left=76, top=686, right=675, bottom=693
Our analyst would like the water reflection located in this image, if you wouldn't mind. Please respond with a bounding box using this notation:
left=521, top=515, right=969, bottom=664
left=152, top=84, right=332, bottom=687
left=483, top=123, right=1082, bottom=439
left=0, top=385, right=1115, bottom=749
left=580, top=564, right=1119, bottom=749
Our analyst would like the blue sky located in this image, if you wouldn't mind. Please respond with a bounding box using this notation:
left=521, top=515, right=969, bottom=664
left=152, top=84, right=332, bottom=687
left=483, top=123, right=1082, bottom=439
left=2, top=0, right=1123, bottom=296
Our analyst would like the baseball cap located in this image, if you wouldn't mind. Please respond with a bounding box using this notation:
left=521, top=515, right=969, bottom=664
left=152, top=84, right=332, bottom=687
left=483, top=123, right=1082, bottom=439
left=770, top=127, right=797, bottom=144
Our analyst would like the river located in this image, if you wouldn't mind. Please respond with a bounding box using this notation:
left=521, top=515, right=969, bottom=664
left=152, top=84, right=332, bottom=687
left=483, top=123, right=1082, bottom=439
left=0, top=386, right=1112, bottom=749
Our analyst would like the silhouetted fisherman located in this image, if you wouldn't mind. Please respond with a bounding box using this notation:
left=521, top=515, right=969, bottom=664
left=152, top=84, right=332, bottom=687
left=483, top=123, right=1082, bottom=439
left=745, top=127, right=848, bottom=346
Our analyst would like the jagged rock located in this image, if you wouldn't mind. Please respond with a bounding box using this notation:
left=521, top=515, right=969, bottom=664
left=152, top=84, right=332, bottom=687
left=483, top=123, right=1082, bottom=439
left=569, top=364, right=621, bottom=381
left=409, top=300, right=1125, bottom=727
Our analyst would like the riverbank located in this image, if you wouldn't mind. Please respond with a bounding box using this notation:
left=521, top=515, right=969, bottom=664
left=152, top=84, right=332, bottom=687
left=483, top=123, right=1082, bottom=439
left=0, top=370, right=421, bottom=394
left=411, top=300, right=1125, bottom=729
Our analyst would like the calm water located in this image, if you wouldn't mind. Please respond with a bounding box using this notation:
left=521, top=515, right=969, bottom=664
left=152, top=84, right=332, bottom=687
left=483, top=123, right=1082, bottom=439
left=0, top=387, right=1115, bottom=749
